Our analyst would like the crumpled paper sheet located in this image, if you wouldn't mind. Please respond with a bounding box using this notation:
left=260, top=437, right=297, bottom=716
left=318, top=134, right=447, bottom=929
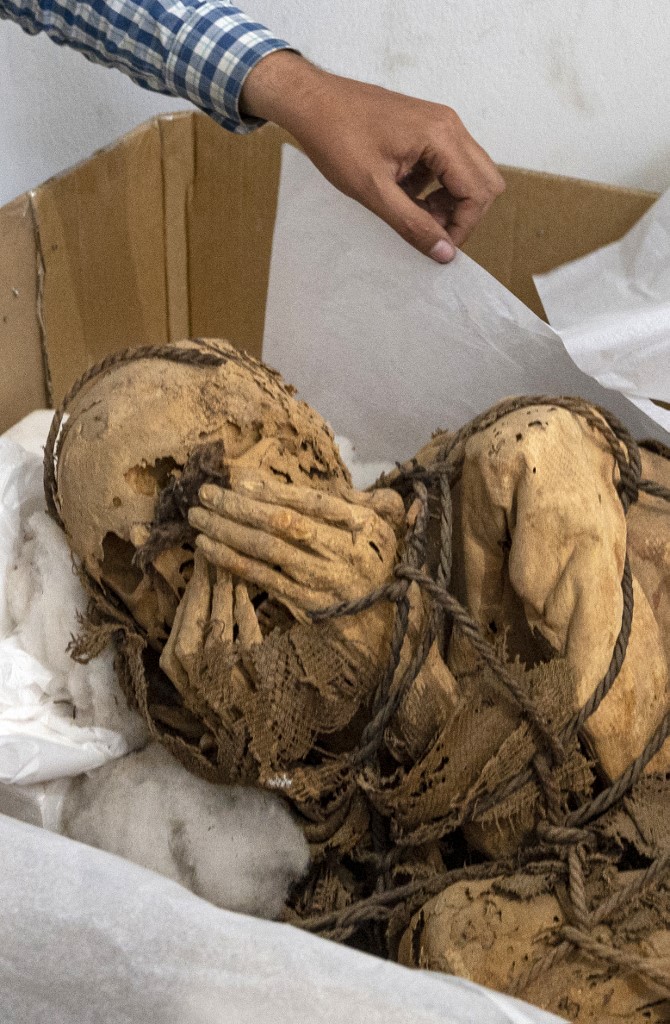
left=534, top=188, right=670, bottom=432
left=0, top=429, right=144, bottom=788
left=0, top=813, right=562, bottom=1024
left=263, top=148, right=669, bottom=463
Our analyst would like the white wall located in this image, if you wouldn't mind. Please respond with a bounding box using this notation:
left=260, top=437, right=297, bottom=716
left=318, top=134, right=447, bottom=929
left=1, top=0, right=669, bottom=206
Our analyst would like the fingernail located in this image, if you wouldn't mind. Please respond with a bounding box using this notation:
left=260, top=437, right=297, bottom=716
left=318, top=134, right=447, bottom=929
left=429, top=239, right=455, bottom=263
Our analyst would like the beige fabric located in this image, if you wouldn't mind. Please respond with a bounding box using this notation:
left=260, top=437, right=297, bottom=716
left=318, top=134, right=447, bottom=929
left=628, top=448, right=670, bottom=671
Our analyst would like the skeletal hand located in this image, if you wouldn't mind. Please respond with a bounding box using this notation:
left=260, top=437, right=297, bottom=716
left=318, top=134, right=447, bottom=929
left=159, top=551, right=262, bottom=697
left=187, top=470, right=402, bottom=618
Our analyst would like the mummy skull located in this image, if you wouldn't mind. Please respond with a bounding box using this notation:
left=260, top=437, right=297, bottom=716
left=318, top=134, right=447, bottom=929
left=54, top=340, right=352, bottom=645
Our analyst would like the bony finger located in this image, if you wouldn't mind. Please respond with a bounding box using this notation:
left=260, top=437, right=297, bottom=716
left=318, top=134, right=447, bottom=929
left=201, top=483, right=317, bottom=541
left=208, top=567, right=234, bottom=648
left=353, top=488, right=406, bottom=534
left=174, top=550, right=212, bottom=667
left=159, top=591, right=190, bottom=693
left=234, top=582, right=263, bottom=647
left=223, top=471, right=383, bottom=532
left=195, top=534, right=326, bottom=617
left=190, top=506, right=344, bottom=592
left=199, top=483, right=351, bottom=558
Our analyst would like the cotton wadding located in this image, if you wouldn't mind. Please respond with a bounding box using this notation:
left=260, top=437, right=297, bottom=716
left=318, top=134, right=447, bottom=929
left=61, top=742, right=310, bottom=918
left=6, top=508, right=148, bottom=747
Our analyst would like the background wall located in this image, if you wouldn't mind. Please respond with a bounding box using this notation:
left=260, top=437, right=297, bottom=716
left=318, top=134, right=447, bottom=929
left=1, top=0, right=669, bottom=206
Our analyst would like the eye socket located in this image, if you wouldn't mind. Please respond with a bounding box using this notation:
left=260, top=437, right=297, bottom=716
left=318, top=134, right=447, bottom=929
left=101, top=533, right=144, bottom=594
left=123, top=457, right=179, bottom=497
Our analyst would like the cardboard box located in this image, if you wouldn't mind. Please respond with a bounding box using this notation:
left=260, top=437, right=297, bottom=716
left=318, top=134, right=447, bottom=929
left=0, top=110, right=659, bottom=433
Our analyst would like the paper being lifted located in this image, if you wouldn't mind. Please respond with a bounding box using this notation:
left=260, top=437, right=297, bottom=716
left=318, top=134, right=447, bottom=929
left=264, top=148, right=669, bottom=464
left=534, top=188, right=670, bottom=433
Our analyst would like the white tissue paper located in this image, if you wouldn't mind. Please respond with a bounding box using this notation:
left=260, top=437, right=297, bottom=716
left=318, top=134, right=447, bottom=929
left=2, top=408, right=55, bottom=457
left=0, top=436, right=147, bottom=790
left=0, top=812, right=562, bottom=1024
left=334, top=436, right=393, bottom=488
left=264, top=148, right=669, bottom=463
left=534, top=188, right=670, bottom=432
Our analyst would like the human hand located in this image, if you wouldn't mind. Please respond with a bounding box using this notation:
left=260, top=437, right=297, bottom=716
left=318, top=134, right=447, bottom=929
left=187, top=471, right=401, bottom=616
left=159, top=550, right=263, bottom=696
left=241, top=51, right=505, bottom=262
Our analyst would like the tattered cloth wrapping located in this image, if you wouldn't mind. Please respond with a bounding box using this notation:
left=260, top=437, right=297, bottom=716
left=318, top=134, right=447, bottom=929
left=45, top=341, right=670, bottom=1019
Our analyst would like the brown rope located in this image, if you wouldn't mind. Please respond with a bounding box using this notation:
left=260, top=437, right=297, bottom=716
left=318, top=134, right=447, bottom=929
left=560, top=927, right=670, bottom=995
left=567, top=708, right=670, bottom=828
left=511, top=851, right=670, bottom=997
left=297, top=853, right=565, bottom=937
left=300, top=394, right=670, bottom=983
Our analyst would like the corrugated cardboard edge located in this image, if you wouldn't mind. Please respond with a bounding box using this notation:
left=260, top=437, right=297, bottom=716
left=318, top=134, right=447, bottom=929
left=30, top=116, right=172, bottom=406
left=159, top=113, right=196, bottom=342
left=0, top=194, right=49, bottom=432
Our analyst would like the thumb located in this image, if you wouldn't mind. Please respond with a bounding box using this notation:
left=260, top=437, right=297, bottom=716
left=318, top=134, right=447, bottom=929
left=368, top=181, right=456, bottom=263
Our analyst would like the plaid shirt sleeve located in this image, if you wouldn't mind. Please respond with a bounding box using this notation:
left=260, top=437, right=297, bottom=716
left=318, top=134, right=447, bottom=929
left=0, top=0, right=295, bottom=132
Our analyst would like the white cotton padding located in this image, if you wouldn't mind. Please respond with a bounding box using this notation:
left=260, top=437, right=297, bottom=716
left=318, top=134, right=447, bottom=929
left=0, top=431, right=147, bottom=784
left=61, top=742, right=310, bottom=918
left=6, top=508, right=146, bottom=746
left=0, top=438, right=44, bottom=636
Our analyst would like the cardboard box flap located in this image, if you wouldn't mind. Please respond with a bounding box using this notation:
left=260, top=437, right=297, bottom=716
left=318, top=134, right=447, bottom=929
left=463, top=166, right=657, bottom=318
left=30, top=117, right=172, bottom=407
left=186, top=117, right=287, bottom=360
left=0, top=194, right=48, bottom=433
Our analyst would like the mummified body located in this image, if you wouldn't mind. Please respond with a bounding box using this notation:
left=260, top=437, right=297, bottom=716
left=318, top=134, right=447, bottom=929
left=52, top=340, right=670, bottom=1018
left=53, top=339, right=407, bottom=847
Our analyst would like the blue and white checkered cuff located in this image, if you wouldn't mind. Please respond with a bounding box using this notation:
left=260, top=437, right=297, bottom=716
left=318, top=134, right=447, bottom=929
left=164, top=3, right=295, bottom=133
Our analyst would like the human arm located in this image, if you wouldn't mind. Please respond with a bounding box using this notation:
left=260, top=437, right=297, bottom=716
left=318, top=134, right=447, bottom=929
left=0, top=0, right=293, bottom=133
left=0, top=1, right=505, bottom=258
left=241, top=50, right=506, bottom=262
